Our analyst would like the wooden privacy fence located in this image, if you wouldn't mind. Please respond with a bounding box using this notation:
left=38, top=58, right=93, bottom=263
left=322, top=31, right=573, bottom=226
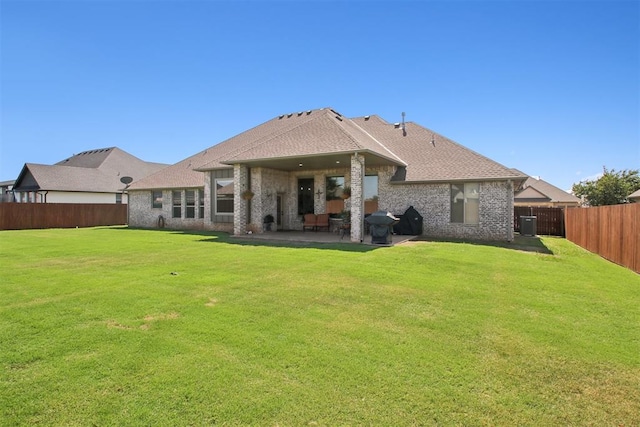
left=565, top=204, right=640, bottom=274
left=0, top=203, right=127, bottom=230
left=514, top=206, right=565, bottom=236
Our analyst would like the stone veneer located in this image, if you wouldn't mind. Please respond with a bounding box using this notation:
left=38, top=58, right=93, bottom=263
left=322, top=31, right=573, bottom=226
left=129, top=164, right=515, bottom=241
left=377, top=168, right=515, bottom=241
left=128, top=189, right=220, bottom=231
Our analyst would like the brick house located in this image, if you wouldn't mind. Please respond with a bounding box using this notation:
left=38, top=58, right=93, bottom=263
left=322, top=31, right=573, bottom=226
left=127, top=108, right=527, bottom=242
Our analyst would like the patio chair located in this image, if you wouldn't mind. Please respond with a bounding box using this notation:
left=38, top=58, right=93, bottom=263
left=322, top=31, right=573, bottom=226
left=316, top=213, right=330, bottom=232
left=302, top=213, right=317, bottom=231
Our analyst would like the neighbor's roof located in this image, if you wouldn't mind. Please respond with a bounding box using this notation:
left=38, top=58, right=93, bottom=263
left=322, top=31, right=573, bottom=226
left=14, top=147, right=167, bottom=193
left=129, top=108, right=526, bottom=190
left=629, top=189, right=640, bottom=201
left=515, top=176, right=580, bottom=204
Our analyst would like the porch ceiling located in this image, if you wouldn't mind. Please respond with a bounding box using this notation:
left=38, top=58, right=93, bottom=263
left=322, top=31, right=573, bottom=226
left=225, top=151, right=399, bottom=172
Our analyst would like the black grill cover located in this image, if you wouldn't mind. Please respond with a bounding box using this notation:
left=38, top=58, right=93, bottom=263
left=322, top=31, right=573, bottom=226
left=365, top=211, right=400, bottom=244
left=393, top=206, right=423, bottom=235
left=365, top=211, right=399, bottom=226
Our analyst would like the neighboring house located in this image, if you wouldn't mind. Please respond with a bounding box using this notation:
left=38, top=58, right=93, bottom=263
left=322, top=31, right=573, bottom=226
left=0, top=180, right=15, bottom=202
left=128, top=108, right=527, bottom=242
left=514, top=176, right=580, bottom=208
left=12, top=147, right=167, bottom=204
left=629, top=189, right=640, bottom=203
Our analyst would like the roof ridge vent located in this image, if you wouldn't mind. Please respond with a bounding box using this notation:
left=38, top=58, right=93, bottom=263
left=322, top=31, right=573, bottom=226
left=364, top=115, right=370, bottom=120
left=330, top=109, right=341, bottom=117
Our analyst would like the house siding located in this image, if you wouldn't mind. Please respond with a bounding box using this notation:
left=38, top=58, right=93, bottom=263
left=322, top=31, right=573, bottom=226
left=209, top=169, right=234, bottom=231
left=14, top=191, right=123, bottom=204
left=380, top=174, right=514, bottom=241
left=129, top=188, right=221, bottom=231
left=129, top=166, right=515, bottom=241
left=250, top=168, right=290, bottom=230
left=129, top=190, right=171, bottom=229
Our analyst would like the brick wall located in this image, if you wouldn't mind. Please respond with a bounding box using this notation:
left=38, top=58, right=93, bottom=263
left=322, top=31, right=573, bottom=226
left=128, top=165, right=515, bottom=241
left=380, top=174, right=514, bottom=241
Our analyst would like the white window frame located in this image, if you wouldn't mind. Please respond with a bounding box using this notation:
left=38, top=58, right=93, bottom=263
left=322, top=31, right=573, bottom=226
left=450, top=182, right=480, bottom=225
left=215, top=178, right=234, bottom=216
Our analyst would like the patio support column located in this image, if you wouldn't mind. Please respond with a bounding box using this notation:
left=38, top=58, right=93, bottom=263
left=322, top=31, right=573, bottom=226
left=233, top=164, right=249, bottom=235
left=350, top=153, right=365, bottom=242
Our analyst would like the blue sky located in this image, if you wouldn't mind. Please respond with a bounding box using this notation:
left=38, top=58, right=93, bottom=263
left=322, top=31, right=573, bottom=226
left=1, top=0, right=638, bottom=191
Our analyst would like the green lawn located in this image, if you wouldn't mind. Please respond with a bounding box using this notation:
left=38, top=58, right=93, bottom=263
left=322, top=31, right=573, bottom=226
left=1, top=227, right=638, bottom=426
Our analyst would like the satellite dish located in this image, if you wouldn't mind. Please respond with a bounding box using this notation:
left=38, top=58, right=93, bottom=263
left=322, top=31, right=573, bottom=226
left=120, top=176, right=133, bottom=185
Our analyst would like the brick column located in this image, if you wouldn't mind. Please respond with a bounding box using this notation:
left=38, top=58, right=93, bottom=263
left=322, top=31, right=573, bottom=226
left=233, top=164, right=249, bottom=235
left=350, top=153, right=365, bottom=242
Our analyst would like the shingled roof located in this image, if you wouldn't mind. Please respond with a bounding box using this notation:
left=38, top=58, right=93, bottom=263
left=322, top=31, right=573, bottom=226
left=353, top=115, right=524, bottom=182
left=515, top=176, right=580, bottom=204
left=129, top=108, right=526, bottom=190
left=14, top=147, right=167, bottom=193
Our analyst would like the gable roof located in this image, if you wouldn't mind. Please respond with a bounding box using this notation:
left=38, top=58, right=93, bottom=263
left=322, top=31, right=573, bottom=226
left=129, top=107, right=526, bottom=190
left=515, top=176, right=580, bottom=204
left=14, top=147, right=167, bottom=193
left=629, top=189, right=640, bottom=201
left=212, top=108, right=406, bottom=168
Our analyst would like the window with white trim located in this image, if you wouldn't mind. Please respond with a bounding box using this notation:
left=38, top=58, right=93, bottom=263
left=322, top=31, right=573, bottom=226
left=450, top=183, right=479, bottom=224
left=215, top=179, right=234, bottom=214
left=198, top=189, right=205, bottom=218
left=152, top=190, right=163, bottom=209
left=185, top=190, right=196, bottom=218
left=172, top=190, right=182, bottom=218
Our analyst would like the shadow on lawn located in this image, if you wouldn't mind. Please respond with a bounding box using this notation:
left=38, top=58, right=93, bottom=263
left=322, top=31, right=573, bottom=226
left=119, top=227, right=553, bottom=254
left=122, top=227, right=379, bottom=253
left=412, top=234, right=554, bottom=255
left=205, top=234, right=379, bottom=253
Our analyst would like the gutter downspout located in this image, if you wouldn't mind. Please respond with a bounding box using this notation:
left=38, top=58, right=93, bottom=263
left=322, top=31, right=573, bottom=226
left=37, top=190, right=48, bottom=203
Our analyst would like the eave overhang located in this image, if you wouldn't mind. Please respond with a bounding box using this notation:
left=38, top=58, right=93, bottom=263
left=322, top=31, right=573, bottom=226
left=200, top=149, right=406, bottom=172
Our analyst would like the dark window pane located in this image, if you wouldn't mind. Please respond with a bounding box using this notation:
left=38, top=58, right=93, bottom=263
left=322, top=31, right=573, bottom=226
left=152, top=190, right=163, bottom=208
left=450, top=184, right=464, bottom=223
left=199, top=189, right=205, bottom=218
left=298, top=178, right=314, bottom=215
left=186, top=190, right=195, bottom=218
left=216, top=179, right=234, bottom=214
left=172, top=190, right=182, bottom=218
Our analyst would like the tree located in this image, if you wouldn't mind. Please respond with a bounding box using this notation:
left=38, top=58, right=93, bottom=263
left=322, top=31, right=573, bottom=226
left=572, top=167, right=640, bottom=206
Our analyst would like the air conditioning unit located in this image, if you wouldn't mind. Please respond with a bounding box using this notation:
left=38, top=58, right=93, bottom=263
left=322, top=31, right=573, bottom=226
left=520, top=216, right=537, bottom=237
